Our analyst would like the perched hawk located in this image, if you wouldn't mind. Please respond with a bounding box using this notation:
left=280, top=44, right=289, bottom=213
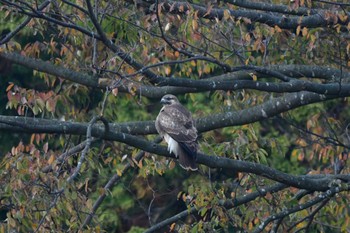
left=155, top=94, right=198, bottom=171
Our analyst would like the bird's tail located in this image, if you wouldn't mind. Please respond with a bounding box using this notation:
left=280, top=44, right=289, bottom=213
left=178, top=142, right=198, bottom=171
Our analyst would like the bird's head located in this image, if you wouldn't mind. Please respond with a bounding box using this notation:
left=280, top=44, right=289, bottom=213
left=160, top=94, right=179, bottom=105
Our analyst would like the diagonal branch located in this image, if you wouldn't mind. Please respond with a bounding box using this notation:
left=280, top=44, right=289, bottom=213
left=66, top=116, right=108, bottom=183
left=289, top=199, right=330, bottom=232
left=0, top=0, right=101, bottom=39
left=252, top=187, right=341, bottom=233
left=80, top=136, right=162, bottom=229
left=0, top=0, right=51, bottom=45
left=144, top=183, right=288, bottom=233
left=85, top=0, right=158, bottom=81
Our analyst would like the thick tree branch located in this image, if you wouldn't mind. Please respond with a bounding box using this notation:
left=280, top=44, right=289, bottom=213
left=153, top=78, right=350, bottom=94
left=196, top=91, right=341, bottom=132
left=1, top=0, right=156, bottom=82
left=1, top=52, right=349, bottom=98
left=0, top=51, right=199, bottom=98
left=0, top=117, right=349, bottom=191
left=224, top=0, right=318, bottom=16
left=267, top=64, right=349, bottom=80
left=0, top=52, right=100, bottom=87
left=0, top=91, right=348, bottom=136
left=143, top=0, right=349, bottom=29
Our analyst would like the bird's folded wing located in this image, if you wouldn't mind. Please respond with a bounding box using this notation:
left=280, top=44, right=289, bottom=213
left=157, top=107, right=197, bottom=143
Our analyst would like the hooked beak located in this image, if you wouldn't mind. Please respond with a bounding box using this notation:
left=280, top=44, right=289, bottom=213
left=160, top=98, right=167, bottom=104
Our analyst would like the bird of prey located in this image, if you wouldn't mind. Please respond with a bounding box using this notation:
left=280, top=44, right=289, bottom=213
left=155, top=94, right=198, bottom=171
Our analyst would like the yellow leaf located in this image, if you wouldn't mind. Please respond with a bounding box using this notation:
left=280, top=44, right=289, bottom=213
left=138, top=159, right=143, bottom=168
left=165, top=66, right=171, bottom=76
left=30, top=134, right=35, bottom=144
left=296, top=25, right=301, bottom=36
left=178, top=5, right=184, bottom=12
left=223, top=10, right=230, bottom=20
left=192, top=19, right=198, bottom=31
left=104, top=157, right=113, bottom=164
left=338, top=14, right=348, bottom=22
left=274, top=25, right=282, bottom=33
left=270, top=140, right=276, bottom=148
left=250, top=73, right=257, bottom=81
left=302, top=27, right=308, bottom=37
left=298, top=152, right=305, bottom=161
left=296, top=221, right=307, bottom=229
left=6, top=83, right=14, bottom=92
left=85, top=178, right=89, bottom=193
left=248, top=221, right=253, bottom=230
left=98, top=187, right=106, bottom=195
left=204, top=5, right=213, bottom=17
left=170, top=223, right=176, bottom=231
left=43, top=142, right=48, bottom=153
left=253, top=217, right=259, bottom=225
left=116, top=169, right=123, bottom=176
left=169, top=160, right=176, bottom=169
left=204, top=65, right=211, bottom=74
left=8, top=217, right=16, bottom=227
left=296, top=138, right=307, bottom=147
left=48, top=154, right=55, bottom=164
left=112, top=88, right=118, bottom=96
left=245, top=33, right=251, bottom=42
left=335, top=24, right=341, bottom=33
left=164, top=22, right=171, bottom=32
left=86, top=199, right=93, bottom=209
left=128, top=84, right=137, bottom=96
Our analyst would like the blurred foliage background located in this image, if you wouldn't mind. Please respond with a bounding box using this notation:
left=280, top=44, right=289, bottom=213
left=0, top=0, right=350, bottom=232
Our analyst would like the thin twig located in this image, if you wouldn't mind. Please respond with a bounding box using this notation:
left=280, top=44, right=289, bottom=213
left=144, top=183, right=288, bottom=233
left=0, top=0, right=50, bottom=45
left=42, top=139, right=97, bottom=173
left=33, top=189, right=64, bottom=233
left=80, top=136, right=162, bottom=229
left=66, top=116, right=108, bottom=183
left=291, top=198, right=330, bottom=232
left=253, top=187, right=340, bottom=233
left=314, top=0, right=350, bottom=6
